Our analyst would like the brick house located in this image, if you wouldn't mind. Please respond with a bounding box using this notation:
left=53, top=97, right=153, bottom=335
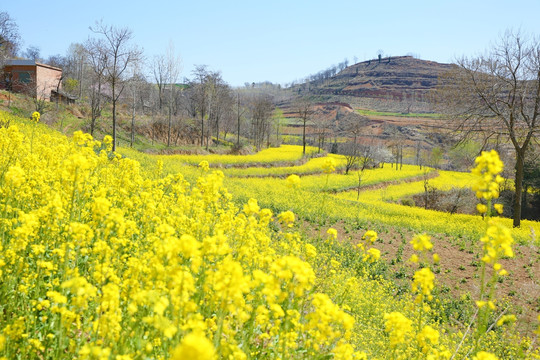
left=1, top=59, right=63, bottom=101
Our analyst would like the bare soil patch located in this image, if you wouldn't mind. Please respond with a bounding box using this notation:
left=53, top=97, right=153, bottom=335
left=301, top=218, right=539, bottom=336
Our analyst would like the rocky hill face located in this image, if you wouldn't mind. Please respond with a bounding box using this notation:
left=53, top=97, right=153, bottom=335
left=304, top=56, right=455, bottom=106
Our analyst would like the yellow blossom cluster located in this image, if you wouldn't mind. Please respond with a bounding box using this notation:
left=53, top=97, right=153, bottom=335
left=410, top=233, right=433, bottom=252
left=198, top=160, right=210, bottom=172
left=31, top=111, right=40, bottom=123
left=471, top=150, right=504, bottom=200
left=480, top=219, right=514, bottom=275
left=384, top=311, right=413, bottom=347
left=327, top=227, right=338, bottom=241
left=286, top=174, right=301, bottom=188
left=278, top=210, right=295, bottom=227
left=356, top=230, right=381, bottom=263
left=322, top=157, right=337, bottom=174
left=409, top=234, right=437, bottom=302
left=125, top=140, right=538, bottom=359
left=0, top=111, right=363, bottom=359
left=412, top=267, right=435, bottom=301
left=473, top=351, right=500, bottom=360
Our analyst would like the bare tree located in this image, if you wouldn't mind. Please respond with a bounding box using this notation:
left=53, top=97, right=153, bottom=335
left=0, top=11, right=20, bottom=66
left=355, top=144, right=374, bottom=200
left=181, top=83, right=198, bottom=120
left=23, top=46, right=41, bottom=62
left=235, top=91, right=246, bottom=147
left=85, top=38, right=108, bottom=135
left=191, top=65, right=209, bottom=146
left=294, top=97, right=314, bottom=155
left=45, top=54, right=66, bottom=69
left=312, top=110, right=332, bottom=154
left=384, top=125, right=405, bottom=170
left=219, top=100, right=236, bottom=143
left=272, top=108, right=285, bottom=147
left=250, top=93, right=274, bottom=150
left=127, top=61, right=145, bottom=147
left=64, top=43, right=88, bottom=100
left=90, top=21, right=142, bottom=151
left=165, top=42, right=182, bottom=147
left=206, top=71, right=231, bottom=145
left=389, top=143, right=404, bottom=170
left=152, top=54, right=168, bottom=112
left=402, top=91, right=417, bottom=114
left=438, top=30, right=540, bottom=227
left=341, top=112, right=369, bottom=174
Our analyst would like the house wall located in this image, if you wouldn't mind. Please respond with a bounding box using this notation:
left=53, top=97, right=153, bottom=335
left=4, top=65, right=37, bottom=94
left=35, top=64, right=62, bottom=100
left=1, top=62, right=62, bottom=100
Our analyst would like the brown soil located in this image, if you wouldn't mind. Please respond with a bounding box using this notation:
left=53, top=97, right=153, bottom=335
left=280, top=100, right=449, bottom=150
left=302, top=219, right=540, bottom=337
left=67, top=106, right=84, bottom=119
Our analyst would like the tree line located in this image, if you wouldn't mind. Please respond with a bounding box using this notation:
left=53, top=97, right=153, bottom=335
left=0, top=13, right=282, bottom=152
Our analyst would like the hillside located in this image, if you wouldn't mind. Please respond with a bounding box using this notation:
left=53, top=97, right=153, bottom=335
left=319, top=56, right=453, bottom=98
left=293, top=56, right=455, bottom=113
left=279, top=57, right=458, bottom=150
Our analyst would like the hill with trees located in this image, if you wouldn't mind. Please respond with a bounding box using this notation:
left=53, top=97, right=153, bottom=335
left=292, top=56, right=455, bottom=113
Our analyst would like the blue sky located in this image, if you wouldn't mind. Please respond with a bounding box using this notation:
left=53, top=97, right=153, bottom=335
left=4, top=0, right=540, bottom=86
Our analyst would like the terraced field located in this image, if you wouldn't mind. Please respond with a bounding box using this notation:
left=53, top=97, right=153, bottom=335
left=122, top=141, right=540, bottom=342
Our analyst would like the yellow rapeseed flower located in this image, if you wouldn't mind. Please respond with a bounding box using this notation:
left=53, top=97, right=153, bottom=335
left=327, top=228, right=338, bottom=240
left=198, top=160, right=210, bottom=172
left=103, top=135, right=113, bottom=151
left=5, top=165, right=25, bottom=187
left=384, top=312, right=412, bottom=347
left=305, top=243, right=317, bottom=258
left=471, top=150, right=504, bottom=200
left=412, top=267, right=435, bottom=301
left=473, top=351, right=499, bottom=360
left=475, top=300, right=496, bottom=310
left=243, top=198, right=260, bottom=216
left=322, top=158, right=336, bottom=174
left=480, top=220, right=514, bottom=265
left=31, top=111, right=40, bottom=122
left=496, top=314, right=516, bottom=327
left=286, top=174, right=301, bottom=188
left=417, top=325, right=439, bottom=349
left=476, top=203, right=487, bottom=214
left=363, top=248, right=380, bottom=263
left=278, top=210, right=295, bottom=227
left=362, top=230, right=377, bottom=243
left=411, top=234, right=433, bottom=252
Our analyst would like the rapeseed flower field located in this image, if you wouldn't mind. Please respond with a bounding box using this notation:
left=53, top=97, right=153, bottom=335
left=0, top=110, right=539, bottom=359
